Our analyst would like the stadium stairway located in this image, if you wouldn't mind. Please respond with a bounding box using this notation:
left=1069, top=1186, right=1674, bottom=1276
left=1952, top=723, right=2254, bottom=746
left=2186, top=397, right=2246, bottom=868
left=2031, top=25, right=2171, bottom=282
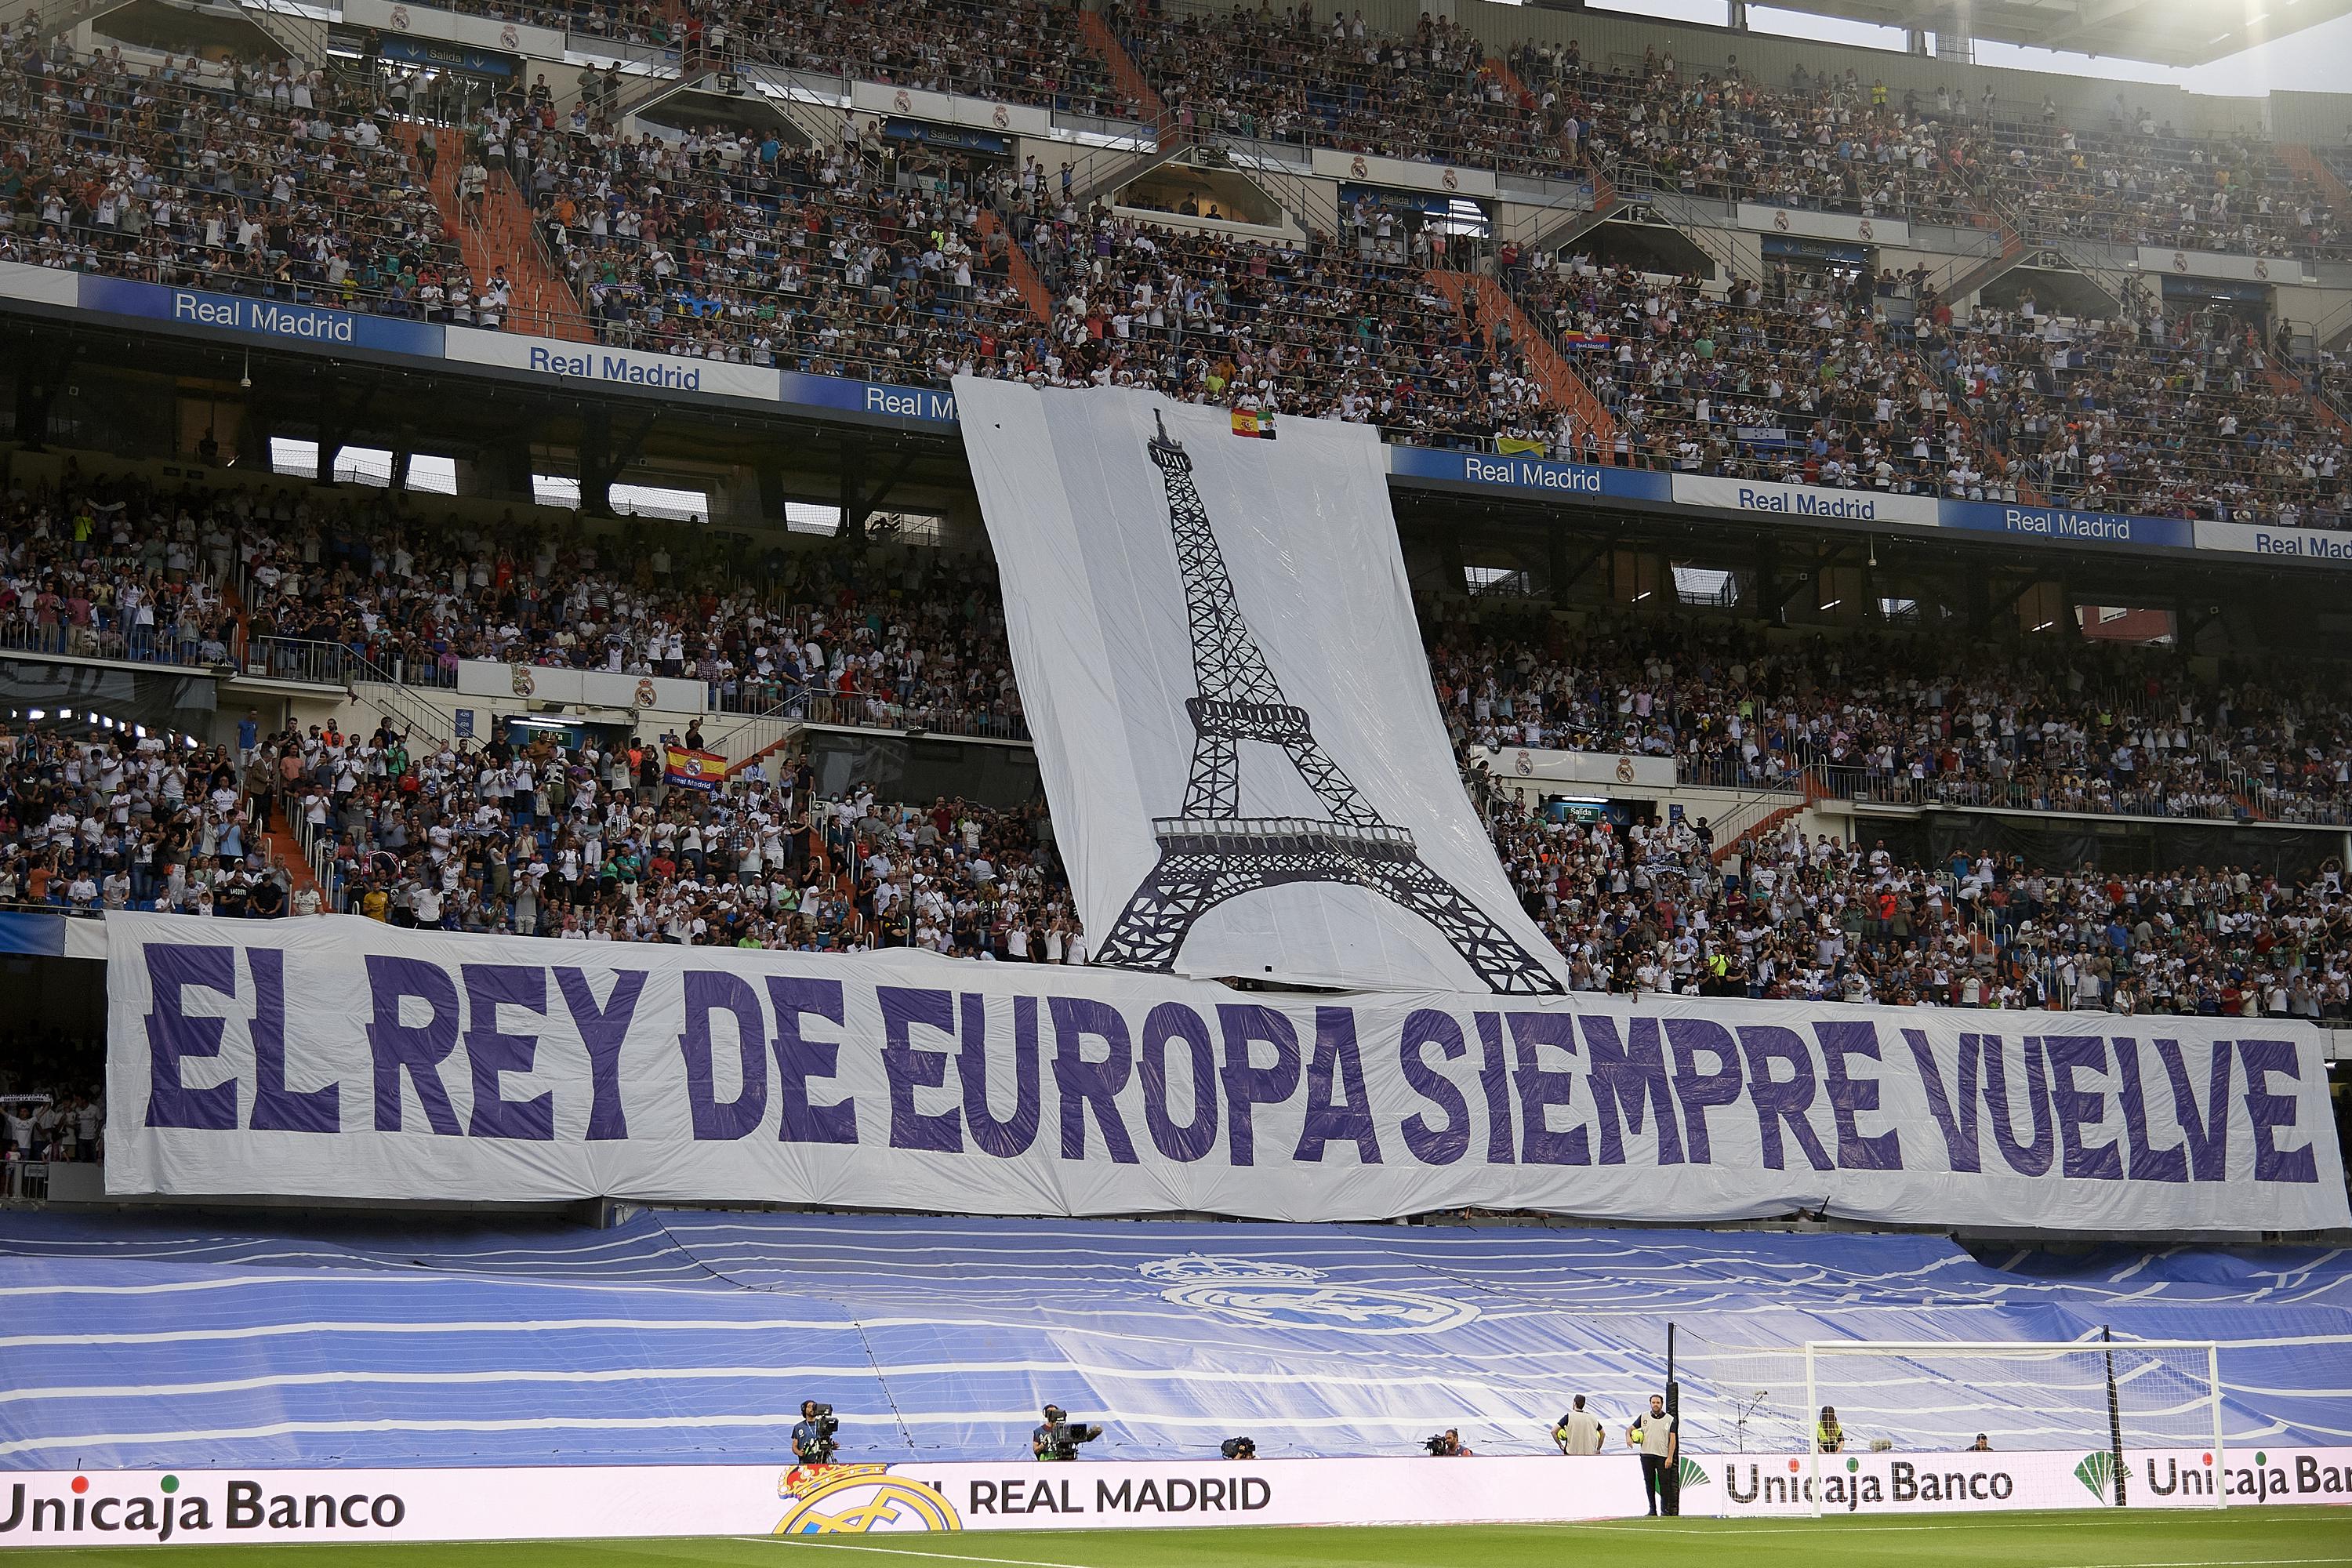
left=393, top=122, right=594, bottom=344
left=974, top=210, right=1055, bottom=325
left=2279, top=144, right=2352, bottom=227
left=1479, top=53, right=1581, bottom=173
left=4, top=1210, right=2345, bottom=1470
left=1424, top=268, right=1618, bottom=456
left=1074, top=7, right=1169, bottom=140
left=2263, top=361, right=2352, bottom=441
left=258, top=825, right=322, bottom=899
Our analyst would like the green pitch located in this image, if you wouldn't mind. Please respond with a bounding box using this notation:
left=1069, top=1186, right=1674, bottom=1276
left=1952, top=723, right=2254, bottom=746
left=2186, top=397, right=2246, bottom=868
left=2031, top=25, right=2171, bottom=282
left=11, top=1508, right=2349, bottom=1568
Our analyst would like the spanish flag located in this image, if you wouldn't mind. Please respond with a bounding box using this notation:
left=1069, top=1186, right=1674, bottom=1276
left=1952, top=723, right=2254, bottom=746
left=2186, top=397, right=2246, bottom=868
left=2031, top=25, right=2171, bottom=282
left=1496, top=436, right=1548, bottom=456
left=1229, top=408, right=1277, bottom=439
left=664, top=746, right=728, bottom=791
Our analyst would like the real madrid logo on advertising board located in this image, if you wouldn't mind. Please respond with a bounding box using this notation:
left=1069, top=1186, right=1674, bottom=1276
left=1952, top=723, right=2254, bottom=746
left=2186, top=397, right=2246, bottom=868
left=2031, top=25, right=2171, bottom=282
left=633, top=677, right=658, bottom=710
left=510, top=662, right=535, bottom=698
left=1140, top=1256, right=1480, bottom=1334
left=773, top=1465, right=961, bottom=1535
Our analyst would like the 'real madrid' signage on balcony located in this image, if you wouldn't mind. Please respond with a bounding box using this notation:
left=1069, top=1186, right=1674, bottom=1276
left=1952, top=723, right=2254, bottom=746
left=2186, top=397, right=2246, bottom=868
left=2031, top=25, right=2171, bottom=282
left=2133, top=246, right=2318, bottom=286
left=1735, top=204, right=1911, bottom=249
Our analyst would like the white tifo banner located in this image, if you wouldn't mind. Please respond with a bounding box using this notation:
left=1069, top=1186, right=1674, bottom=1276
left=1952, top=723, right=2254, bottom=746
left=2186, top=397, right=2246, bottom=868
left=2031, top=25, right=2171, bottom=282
left=103, top=913, right=2349, bottom=1232
left=954, top=379, right=1566, bottom=994
left=8, top=1450, right=2349, bottom=1544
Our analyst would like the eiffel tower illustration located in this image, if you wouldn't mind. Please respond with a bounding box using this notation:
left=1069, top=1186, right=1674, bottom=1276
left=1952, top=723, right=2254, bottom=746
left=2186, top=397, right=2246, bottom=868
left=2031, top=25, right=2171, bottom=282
left=1094, top=412, right=1565, bottom=995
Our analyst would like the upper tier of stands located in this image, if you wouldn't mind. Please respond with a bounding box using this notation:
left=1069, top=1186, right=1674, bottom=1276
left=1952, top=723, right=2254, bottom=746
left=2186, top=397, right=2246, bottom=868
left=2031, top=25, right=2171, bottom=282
left=0, top=44, right=484, bottom=323
left=12, top=15, right=2341, bottom=528
left=717, top=0, right=1128, bottom=119
left=0, top=1210, right=2341, bottom=1467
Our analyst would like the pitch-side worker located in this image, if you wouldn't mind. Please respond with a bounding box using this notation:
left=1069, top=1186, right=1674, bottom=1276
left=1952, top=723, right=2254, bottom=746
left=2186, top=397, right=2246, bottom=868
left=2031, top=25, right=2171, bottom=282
left=1629, top=1394, right=1679, bottom=1516
left=1553, top=1396, right=1605, bottom=1456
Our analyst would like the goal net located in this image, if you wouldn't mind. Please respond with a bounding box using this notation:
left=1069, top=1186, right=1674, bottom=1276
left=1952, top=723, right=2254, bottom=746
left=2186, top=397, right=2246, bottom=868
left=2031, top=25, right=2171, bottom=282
left=1669, top=1332, right=2226, bottom=1510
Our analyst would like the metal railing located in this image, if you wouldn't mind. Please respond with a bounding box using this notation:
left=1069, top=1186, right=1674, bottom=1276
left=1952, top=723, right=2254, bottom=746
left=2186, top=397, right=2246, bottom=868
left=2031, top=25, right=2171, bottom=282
left=0, top=619, right=227, bottom=670
left=243, top=636, right=361, bottom=687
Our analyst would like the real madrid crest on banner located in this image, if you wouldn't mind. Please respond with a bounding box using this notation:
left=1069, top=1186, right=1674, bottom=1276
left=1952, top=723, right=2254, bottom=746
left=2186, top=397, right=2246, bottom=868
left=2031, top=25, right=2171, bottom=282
left=1139, top=1255, right=1479, bottom=1334
left=773, top=1465, right=961, bottom=1535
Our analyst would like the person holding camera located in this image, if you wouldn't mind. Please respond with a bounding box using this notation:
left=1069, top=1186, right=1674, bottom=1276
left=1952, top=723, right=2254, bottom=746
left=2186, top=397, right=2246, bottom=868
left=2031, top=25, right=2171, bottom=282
left=1816, top=1405, right=1845, bottom=1453
left=1629, top=1394, right=1678, bottom=1516
left=1423, top=1428, right=1472, bottom=1457
left=791, top=1400, right=840, bottom=1466
left=1219, top=1436, right=1257, bottom=1460
left=1031, top=1403, right=1105, bottom=1461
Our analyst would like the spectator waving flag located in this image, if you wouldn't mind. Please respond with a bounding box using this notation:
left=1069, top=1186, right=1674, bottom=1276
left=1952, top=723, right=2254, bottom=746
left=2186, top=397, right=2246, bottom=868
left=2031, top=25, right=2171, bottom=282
left=1229, top=408, right=1277, bottom=439
left=663, top=746, right=727, bottom=792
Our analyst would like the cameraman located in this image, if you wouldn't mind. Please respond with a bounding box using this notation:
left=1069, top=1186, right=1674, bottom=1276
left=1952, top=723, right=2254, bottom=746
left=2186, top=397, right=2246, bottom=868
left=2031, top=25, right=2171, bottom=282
left=790, top=1399, right=839, bottom=1466
left=1031, top=1403, right=1105, bottom=1461
left=1424, top=1428, right=1472, bottom=1457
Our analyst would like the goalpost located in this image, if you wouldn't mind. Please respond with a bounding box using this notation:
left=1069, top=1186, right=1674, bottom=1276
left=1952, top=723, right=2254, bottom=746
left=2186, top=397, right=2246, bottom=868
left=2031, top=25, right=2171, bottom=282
left=1800, top=1340, right=2224, bottom=1517
left=1669, top=1330, right=2227, bottom=1516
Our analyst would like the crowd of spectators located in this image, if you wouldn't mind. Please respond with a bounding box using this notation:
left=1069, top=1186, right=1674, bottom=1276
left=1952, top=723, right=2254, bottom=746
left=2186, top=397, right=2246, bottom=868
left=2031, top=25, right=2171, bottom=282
left=1971, top=114, right=2343, bottom=259
left=1433, top=608, right=2352, bottom=826
left=0, top=460, right=241, bottom=665
left=1015, top=196, right=1554, bottom=443
left=0, top=722, right=281, bottom=917
left=1501, top=252, right=1999, bottom=488
left=9, top=450, right=2352, bottom=1014
left=0, top=34, right=477, bottom=321
left=1513, top=45, right=1984, bottom=224
left=1493, top=248, right=2348, bottom=527
left=1, top=1090, right=103, bottom=1171
left=1112, top=0, right=1569, bottom=176
left=8, top=18, right=2346, bottom=473
left=482, top=82, right=1564, bottom=442
left=1920, top=286, right=2347, bottom=529
left=21, top=455, right=2352, bottom=829
left=493, top=108, right=1044, bottom=379
left=1475, top=779, right=2352, bottom=1018
left=262, top=717, right=1080, bottom=957
left=711, top=0, right=1126, bottom=121
left=0, top=460, right=1028, bottom=735
left=10, top=689, right=2349, bottom=1022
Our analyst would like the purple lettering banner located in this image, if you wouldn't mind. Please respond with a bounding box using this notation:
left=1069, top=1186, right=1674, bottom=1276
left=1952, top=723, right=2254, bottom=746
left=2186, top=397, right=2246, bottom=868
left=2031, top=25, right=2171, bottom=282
left=103, top=913, right=2350, bottom=1232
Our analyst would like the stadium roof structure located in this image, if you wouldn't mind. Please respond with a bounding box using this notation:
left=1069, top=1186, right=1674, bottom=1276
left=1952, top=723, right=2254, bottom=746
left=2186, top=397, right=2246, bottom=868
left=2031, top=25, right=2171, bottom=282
left=1733, top=0, right=2352, bottom=67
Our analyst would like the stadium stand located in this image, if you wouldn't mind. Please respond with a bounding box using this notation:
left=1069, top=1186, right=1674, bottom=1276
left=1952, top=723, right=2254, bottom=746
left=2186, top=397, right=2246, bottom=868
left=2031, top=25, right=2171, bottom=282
left=0, top=42, right=476, bottom=325
left=1511, top=46, right=1983, bottom=223
left=9, top=21, right=2348, bottom=492
left=1109, top=1, right=1571, bottom=176
left=0, top=1209, right=2343, bottom=1468
left=543, top=125, right=1044, bottom=377
left=6, top=445, right=2352, bottom=1014
left=717, top=0, right=1129, bottom=120
left=1430, top=611, right=2352, bottom=822
left=1971, top=116, right=2345, bottom=259
left=0, top=8, right=2349, bottom=1540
